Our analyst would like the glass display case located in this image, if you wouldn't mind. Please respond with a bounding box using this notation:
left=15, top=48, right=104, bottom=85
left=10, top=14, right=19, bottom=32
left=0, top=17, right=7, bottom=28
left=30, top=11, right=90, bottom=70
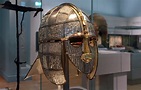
left=108, top=26, right=141, bottom=84
left=1, top=0, right=141, bottom=90
left=109, top=35, right=139, bottom=51
left=108, top=26, right=141, bottom=51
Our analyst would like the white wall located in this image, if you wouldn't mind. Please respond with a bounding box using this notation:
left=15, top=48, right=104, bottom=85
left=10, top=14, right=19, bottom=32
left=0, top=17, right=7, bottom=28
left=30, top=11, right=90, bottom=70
left=42, top=0, right=120, bottom=16
left=120, top=0, right=141, bottom=17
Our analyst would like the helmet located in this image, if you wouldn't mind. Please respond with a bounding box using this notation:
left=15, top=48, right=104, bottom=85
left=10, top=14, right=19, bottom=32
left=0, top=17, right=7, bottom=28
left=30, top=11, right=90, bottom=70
left=38, top=3, right=98, bottom=85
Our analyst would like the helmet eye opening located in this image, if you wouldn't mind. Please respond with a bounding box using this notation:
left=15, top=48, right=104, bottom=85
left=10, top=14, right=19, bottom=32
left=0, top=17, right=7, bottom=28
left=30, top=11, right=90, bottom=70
left=69, top=35, right=83, bottom=47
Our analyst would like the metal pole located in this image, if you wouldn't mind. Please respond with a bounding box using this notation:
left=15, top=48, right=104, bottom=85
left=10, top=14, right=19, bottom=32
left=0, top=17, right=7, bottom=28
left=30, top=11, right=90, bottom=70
left=62, top=41, right=69, bottom=90
left=40, top=74, right=42, bottom=90
left=89, top=0, right=95, bottom=90
left=40, top=0, right=42, bottom=90
left=91, top=0, right=94, bottom=23
left=15, top=0, right=20, bottom=90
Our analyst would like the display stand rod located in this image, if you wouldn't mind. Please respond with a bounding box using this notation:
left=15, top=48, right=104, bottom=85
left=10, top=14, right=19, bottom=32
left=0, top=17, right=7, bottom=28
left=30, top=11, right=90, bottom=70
left=62, top=41, right=69, bottom=90
left=89, top=0, right=95, bottom=90
left=15, top=0, right=20, bottom=90
left=40, top=74, right=42, bottom=90
left=40, top=0, right=42, bottom=90
left=58, top=85, right=62, bottom=90
left=15, top=1, right=26, bottom=90
left=90, top=0, right=94, bottom=23
left=0, top=1, right=43, bottom=90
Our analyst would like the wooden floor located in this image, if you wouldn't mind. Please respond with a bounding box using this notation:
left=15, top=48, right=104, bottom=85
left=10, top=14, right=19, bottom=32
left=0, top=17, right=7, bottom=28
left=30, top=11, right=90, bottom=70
left=0, top=62, right=82, bottom=90
left=1, top=62, right=141, bottom=90
left=1, top=75, right=141, bottom=90
left=0, top=74, right=82, bottom=90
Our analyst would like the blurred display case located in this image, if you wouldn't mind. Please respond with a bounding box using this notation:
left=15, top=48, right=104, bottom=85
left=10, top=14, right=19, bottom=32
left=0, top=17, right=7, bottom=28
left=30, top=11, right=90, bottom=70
left=108, top=26, right=141, bottom=84
left=108, top=35, right=139, bottom=51
left=108, top=26, right=141, bottom=51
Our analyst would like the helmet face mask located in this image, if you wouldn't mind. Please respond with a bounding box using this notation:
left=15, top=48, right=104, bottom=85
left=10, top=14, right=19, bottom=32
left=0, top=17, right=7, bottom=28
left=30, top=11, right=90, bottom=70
left=64, top=11, right=97, bottom=76
left=38, top=3, right=98, bottom=85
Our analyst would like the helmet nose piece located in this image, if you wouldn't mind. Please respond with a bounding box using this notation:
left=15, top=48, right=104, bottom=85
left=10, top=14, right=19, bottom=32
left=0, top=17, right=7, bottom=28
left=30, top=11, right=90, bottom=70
left=81, top=34, right=92, bottom=63
left=81, top=53, right=92, bottom=63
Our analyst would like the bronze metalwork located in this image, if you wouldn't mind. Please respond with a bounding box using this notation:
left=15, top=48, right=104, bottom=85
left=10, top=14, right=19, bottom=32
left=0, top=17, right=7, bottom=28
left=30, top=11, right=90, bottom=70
left=25, top=3, right=98, bottom=86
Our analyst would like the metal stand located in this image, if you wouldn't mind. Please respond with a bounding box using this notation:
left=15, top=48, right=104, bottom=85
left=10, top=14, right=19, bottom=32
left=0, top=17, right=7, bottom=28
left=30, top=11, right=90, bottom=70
left=62, top=41, right=70, bottom=90
left=58, top=85, right=62, bottom=90
left=89, top=0, right=95, bottom=90
left=0, top=1, right=43, bottom=90
left=40, top=74, right=42, bottom=90
left=15, top=4, right=20, bottom=90
left=39, top=1, right=43, bottom=90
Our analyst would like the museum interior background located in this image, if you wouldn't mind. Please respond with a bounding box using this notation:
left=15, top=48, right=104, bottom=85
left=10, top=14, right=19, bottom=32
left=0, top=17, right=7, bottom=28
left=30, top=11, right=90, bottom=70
left=1, top=0, right=141, bottom=90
